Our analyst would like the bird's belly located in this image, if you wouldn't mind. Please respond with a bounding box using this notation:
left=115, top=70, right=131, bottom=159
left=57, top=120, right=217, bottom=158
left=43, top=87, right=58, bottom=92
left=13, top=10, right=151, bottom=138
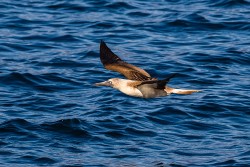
left=119, top=87, right=143, bottom=97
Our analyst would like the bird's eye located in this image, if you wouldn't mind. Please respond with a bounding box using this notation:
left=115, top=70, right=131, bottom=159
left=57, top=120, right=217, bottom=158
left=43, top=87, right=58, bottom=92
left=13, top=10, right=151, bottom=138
left=108, top=81, right=112, bottom=84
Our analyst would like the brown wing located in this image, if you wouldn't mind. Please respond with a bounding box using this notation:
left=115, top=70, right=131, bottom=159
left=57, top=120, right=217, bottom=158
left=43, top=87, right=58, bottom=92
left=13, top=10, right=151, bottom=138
left=100, top=40, right=152, bottom=81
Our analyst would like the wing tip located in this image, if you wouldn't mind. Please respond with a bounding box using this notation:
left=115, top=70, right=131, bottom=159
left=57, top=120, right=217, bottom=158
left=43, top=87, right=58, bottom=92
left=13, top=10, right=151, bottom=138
left=100, top=40, right=110, bottom=53
left=100, top=39, right=105, bottom=48
left=164, top=73, right=177, bottom=82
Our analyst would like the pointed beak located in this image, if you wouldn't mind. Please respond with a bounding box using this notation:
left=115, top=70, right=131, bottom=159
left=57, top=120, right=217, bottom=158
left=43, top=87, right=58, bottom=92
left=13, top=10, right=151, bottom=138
left=94, top=81, right=112, bottom=87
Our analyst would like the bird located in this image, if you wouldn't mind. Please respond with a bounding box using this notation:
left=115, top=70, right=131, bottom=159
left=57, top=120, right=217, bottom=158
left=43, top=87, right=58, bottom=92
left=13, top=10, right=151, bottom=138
left=95, top=40, right=200, bottom=98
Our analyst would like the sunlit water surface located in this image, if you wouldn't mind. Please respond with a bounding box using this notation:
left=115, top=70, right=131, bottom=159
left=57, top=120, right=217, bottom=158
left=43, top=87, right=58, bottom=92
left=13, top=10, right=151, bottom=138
left=0, top=0, right=250, bottom=166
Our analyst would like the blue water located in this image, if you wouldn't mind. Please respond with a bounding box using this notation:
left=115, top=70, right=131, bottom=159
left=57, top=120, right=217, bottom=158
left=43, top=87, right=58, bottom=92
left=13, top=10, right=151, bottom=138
left=0, top=0, right=250, bottom=166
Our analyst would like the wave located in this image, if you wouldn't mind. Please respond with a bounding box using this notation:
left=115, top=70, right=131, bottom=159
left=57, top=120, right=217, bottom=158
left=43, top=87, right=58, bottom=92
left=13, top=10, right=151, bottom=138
left=168, top=19, right=249, bottom=31
left=0, top=72, right=80, bottom=92
left=41, top=118, right=91, bottom=139
left=209, top=0, right=250, bottom=7
left=1, top=0, right=249, bottom=166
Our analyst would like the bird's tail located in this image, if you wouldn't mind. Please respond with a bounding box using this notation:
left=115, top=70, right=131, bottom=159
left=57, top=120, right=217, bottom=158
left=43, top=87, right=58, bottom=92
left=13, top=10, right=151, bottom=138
left=165, top=86, right=201, bottom=95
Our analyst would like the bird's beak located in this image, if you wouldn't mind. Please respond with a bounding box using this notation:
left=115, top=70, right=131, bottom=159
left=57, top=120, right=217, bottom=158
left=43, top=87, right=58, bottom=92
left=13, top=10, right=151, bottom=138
left=94, top=81, right=112, bottom=87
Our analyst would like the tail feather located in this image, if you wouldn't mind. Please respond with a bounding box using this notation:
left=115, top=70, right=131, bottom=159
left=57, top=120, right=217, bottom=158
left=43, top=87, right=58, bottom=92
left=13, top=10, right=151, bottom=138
left=165, top=86, right=201, bottom=95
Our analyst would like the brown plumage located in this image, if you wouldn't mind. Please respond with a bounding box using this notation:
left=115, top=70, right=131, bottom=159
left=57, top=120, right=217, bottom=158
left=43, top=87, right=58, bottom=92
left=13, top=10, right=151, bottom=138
left=100, top=40, right=152, bottom=81
left=96, top=40, right=201, bottom=98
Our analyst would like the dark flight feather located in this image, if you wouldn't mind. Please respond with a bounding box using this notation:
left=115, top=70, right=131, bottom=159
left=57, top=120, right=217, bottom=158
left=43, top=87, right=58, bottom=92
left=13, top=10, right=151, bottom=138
left=100, top=40, right=152, bottom=81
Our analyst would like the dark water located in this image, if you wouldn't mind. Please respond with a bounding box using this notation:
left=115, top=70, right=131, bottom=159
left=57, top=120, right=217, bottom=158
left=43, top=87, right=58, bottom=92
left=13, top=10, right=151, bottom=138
left=0, top=0, right=250, bottom=166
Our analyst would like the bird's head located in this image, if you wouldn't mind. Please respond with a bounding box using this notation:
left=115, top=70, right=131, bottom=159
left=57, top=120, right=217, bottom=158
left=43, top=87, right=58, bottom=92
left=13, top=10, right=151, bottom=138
left=95, top=78, right=121, bottom=89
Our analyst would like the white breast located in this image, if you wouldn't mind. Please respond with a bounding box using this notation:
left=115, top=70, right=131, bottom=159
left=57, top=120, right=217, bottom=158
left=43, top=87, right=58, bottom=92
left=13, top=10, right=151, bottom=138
left=119, top=86, right=143, bottom=97
left=114, top=79, right=143, bottom=97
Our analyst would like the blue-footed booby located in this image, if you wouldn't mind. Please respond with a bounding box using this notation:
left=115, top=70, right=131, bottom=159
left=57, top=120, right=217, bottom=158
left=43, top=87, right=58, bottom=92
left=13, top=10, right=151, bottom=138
left=95, top=40, right=200, bottom=98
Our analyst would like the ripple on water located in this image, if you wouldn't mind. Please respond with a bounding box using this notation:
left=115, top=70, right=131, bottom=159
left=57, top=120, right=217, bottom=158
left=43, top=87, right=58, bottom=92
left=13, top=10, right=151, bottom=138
left=0, top=0, right=250, bottom=166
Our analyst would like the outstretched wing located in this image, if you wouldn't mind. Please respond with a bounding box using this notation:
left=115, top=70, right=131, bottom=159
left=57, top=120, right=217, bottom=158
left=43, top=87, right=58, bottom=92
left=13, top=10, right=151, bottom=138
left=100, top=40, right=152, bottom=81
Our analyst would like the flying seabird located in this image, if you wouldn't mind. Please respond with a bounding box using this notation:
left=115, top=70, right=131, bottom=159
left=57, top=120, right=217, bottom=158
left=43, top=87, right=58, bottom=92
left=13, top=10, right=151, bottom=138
left=95, top=40, right=200, bottom=98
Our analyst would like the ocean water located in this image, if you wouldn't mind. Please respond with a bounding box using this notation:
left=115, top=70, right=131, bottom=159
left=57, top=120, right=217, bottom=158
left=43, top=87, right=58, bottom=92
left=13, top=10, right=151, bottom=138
left=0, top=0, right=250, bottom=166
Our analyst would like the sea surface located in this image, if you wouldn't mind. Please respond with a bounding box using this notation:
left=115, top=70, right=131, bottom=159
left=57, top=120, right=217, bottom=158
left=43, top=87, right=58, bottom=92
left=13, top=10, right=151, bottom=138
left=0, top=0, right=250, bottom=166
